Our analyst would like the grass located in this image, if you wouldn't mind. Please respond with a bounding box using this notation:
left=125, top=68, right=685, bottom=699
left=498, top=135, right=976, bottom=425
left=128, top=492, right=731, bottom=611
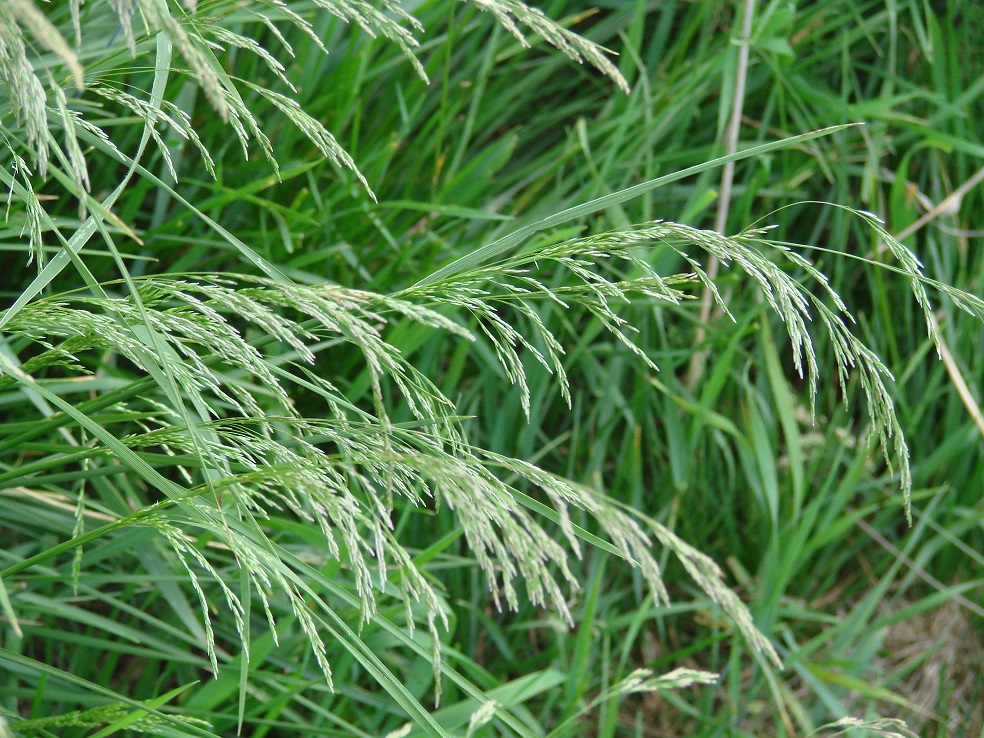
left=0, top=0, right=982, bottom=736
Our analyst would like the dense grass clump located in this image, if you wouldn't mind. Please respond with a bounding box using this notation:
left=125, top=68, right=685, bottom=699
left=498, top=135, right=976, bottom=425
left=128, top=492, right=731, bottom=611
left=0, top=1, right=982, bottom=736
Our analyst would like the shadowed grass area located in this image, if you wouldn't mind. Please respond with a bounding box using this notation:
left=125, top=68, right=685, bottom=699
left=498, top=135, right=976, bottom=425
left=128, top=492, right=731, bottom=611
left=0, top=0, right=981, bottom=736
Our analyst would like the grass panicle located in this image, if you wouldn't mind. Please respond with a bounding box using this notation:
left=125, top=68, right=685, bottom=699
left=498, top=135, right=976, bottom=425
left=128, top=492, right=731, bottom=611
left=1, top=1, right=981, bottom=735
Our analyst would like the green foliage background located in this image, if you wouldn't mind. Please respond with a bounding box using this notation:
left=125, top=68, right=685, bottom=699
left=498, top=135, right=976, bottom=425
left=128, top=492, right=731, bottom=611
left=0, top=0, right=981, bottom=736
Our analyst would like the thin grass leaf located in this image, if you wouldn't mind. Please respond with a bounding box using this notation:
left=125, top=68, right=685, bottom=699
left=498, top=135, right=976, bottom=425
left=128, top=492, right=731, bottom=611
left=412, top=124, right=859, bottom=288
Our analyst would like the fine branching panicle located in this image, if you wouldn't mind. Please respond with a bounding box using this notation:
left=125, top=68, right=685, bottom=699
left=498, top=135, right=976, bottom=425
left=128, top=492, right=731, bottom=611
left=1, top=1, right=980, bottom=734
left=464, top=0, right=630, bottom=94
left=816, top=717, right=920, bottom=738
left=2, top=210, right=973, bottom=692
left=0, top=0, right=628, bottom=229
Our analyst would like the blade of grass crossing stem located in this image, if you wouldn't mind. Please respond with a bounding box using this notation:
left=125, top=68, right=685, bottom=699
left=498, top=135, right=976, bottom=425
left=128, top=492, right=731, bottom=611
left=0, top=376, right=158, bottom=457
left=0, top=355, right=207, bottom=517
left=67, top=123, right=292, bottom=284
left=412, top=125, right=858, bottom=289
left=510, top=490, right=627, bottom=559
left=18, top=190, right=231, bottom=527
left=0, top=35, right=173, bottom=333
left=1, top=517, right=149, bottom=581
left=91, top=206, right=237, bottom=553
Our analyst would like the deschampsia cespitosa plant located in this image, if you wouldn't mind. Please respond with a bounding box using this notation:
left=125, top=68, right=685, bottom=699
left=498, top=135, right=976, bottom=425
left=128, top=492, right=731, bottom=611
left=1, top=0, right=982, bottom=734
